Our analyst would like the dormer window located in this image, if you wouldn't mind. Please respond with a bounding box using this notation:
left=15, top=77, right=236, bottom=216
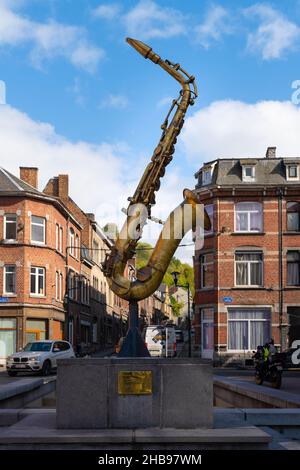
left=287, top=165, right=299, bottom=180
left=202, top=168, right=212, bottom=185
left=243, top=165, right=255, bottom=182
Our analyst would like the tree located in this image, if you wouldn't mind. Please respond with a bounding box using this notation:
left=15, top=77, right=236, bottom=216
left=135, top=242, right=194, bottom=295
left=170, top=295, right=184, bottom=317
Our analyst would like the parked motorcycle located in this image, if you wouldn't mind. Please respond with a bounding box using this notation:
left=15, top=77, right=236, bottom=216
left=253, top=345, right=284, bottom=389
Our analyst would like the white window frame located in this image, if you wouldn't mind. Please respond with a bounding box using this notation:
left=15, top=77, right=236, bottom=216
left=4, top=214, right=17, bottom=241
left=69, top=228, right=75, bottom=257
left=286, top=165, right=299, bottom=181
left=242, top=165, right=255, bottom=182
left=202, top=169, right=212, bottom=185
left=3, top=265, right=16, bottom=295
left=204, top=204, right=214, bottom=235
left=59, top=226, right=63, bottom=253
left=55, top=224, right=59, bottom=251
left=31, top=216, right=46, bottom=245
left=227, top=308, right=271, bottom=352
left=234, top=251, right=263, bottom=287
left=235, top=202, right=263, bottom=233
left=60, top=273, right=63, bottom=301
left=75, top=234, right=79, bottom=259
left=55, top=271, right=59, bottom=300
left=30, top=266, right=45, bottom=297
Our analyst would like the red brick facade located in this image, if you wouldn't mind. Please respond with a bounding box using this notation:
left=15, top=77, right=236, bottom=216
left=194, top=155, right=300, bottom=364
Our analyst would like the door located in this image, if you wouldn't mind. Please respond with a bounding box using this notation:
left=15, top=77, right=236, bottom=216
left=201, top=308, right=214, bottom=359
left=51, top=341, right=65, bottom=367
left=0, top=318, right=16, bottom=364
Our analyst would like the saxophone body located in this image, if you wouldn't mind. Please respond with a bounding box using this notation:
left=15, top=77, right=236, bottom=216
left=102, top=38, right=210, bottom=301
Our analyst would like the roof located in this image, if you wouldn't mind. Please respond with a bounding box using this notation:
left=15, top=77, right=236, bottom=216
left=195, top=157, right=300, bottom=188
left=0, top=167, right=41, bottom=194
left=0, top=167, right=82, bottom=228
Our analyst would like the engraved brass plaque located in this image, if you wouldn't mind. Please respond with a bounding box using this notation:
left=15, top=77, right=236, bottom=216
left=118, top=371, right=152, bottom=395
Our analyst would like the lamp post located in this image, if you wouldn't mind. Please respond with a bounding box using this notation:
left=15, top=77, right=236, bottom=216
left=171, top=271, right=192, bottom=358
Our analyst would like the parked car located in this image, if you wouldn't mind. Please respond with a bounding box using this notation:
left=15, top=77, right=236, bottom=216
left=6, top=340, right=75, bottom=376
left=145, top=325, right=177, bottom=358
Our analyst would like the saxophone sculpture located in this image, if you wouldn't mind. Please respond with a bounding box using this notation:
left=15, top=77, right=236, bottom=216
left=102, top=38, right=211, bottom=301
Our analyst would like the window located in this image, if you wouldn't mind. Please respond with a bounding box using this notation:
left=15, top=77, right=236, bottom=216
left=55, top=224, right=59, bottom=250
left=31, top=216, right=45, bottom=244
left=26, top=319, right=47, bottom=343
left=204, top=205, right=214, bottom=234
left=202, top=169, right=211, bottom=185
left=242, top=165, right=255, bottom=182
left=4, top=265, right=16, bottom=294
left=287, top=251, right=300, bottom=286
left=56, top=271, right=59, bottom=300
left=30, top=267, right=45, bottom=296
left=235, top=202, right=262, bottom=232
left=69, top=228, right=75, bottom=256
left=235, top=252, right=263, bottom=287
left=59, top=227, right=63, bottom=253
left=287, top=202, right=300, bottom=232
left=0, top=319, right=16, bottom=358
left=60, top=273, right=63, bottom=301
left=200, top=254, right=214, bottom=288
left=75, top=234, right=79, bottom=259
left=228, top=309, right=270, bottom=351
left=4, top=214, right=17, bottom=241
left=287, top=165, right=299, bottom=180
left=93, top=240, right=99, bottom=264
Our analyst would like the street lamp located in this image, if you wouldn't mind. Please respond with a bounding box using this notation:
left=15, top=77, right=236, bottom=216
left=171, top=271, right=192, bottom=358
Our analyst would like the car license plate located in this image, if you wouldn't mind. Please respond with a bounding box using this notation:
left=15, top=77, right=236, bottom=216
left=15, top=364, right=26, bottom=368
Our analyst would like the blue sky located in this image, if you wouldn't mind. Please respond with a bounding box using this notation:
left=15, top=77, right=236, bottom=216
left=1, top=0, right=300, bottom=261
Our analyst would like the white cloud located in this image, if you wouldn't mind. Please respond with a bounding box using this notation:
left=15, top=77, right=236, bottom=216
left=181, top=99, right=300, bottom=162
left=123, top=0, right=186, bottom=40
left=92, top=3, right=121, bottom=20
left=0, top=103, right=193, bottom=260
left=245, top=4, right=300, bottom=59
left=194, top=5, right=232, bottom=48
left=99, top=94, right=129, bottom=110
left=157, top=96, right=172, bottom=108
left=0, top=103, right=129, bottom=225
left=0, top=1, right=104, bottom=72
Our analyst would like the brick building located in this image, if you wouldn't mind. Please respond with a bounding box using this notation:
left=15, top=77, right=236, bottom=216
left=0, top=167, right=81, bottom=365
left=44, top=174, right=129, bottom=353
left=194, top=147, right=300, bottom=364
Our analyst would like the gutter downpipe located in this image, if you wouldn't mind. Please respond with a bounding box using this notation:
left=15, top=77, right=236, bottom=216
left=278, top=189, right=283, bottom=351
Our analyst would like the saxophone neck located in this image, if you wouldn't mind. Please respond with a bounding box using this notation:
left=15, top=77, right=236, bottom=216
left=126, top=37, right=197, bottom=102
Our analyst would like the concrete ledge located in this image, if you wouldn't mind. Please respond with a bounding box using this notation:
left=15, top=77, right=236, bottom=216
left=0, top=378, right=56, bottom=409
left=0, top=378, right=44, bottom=401
left=0, top=412, right=271, bottom=449
left=0, top=410, right=21, bottom=427
left=214, top=376, right=300, bottom=408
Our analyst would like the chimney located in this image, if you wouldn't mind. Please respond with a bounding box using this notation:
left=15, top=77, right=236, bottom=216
left=86, top=213, right=95, bottom=222
left=266, top=146, right=276, bottom=159
left=19, top=167, right=38, bottom=189
left=58, top=174, right=69, bottom=199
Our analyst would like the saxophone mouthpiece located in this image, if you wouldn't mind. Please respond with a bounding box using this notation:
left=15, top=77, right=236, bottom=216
left=126, top=37, right=153, bottom=59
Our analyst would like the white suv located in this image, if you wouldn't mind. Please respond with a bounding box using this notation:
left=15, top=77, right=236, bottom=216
left=6, top=340, right=75, bottom=376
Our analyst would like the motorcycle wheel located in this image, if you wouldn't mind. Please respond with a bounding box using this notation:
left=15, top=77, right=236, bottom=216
left=255, top=374, right=263, bottom=385
left=271, top=373, right=282, bottom=389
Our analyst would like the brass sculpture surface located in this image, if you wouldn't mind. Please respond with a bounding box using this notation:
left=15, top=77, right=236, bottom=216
left=102, top=38, right=210, bottom=301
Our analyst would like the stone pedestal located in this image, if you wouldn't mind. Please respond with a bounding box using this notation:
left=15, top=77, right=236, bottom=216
left=56, top=358, right=213, bottom=429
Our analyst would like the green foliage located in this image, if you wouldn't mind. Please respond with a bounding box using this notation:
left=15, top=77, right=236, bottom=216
left=135, top=242, right=194, bottom=296
left=170, top=295, right=184, bottom=317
